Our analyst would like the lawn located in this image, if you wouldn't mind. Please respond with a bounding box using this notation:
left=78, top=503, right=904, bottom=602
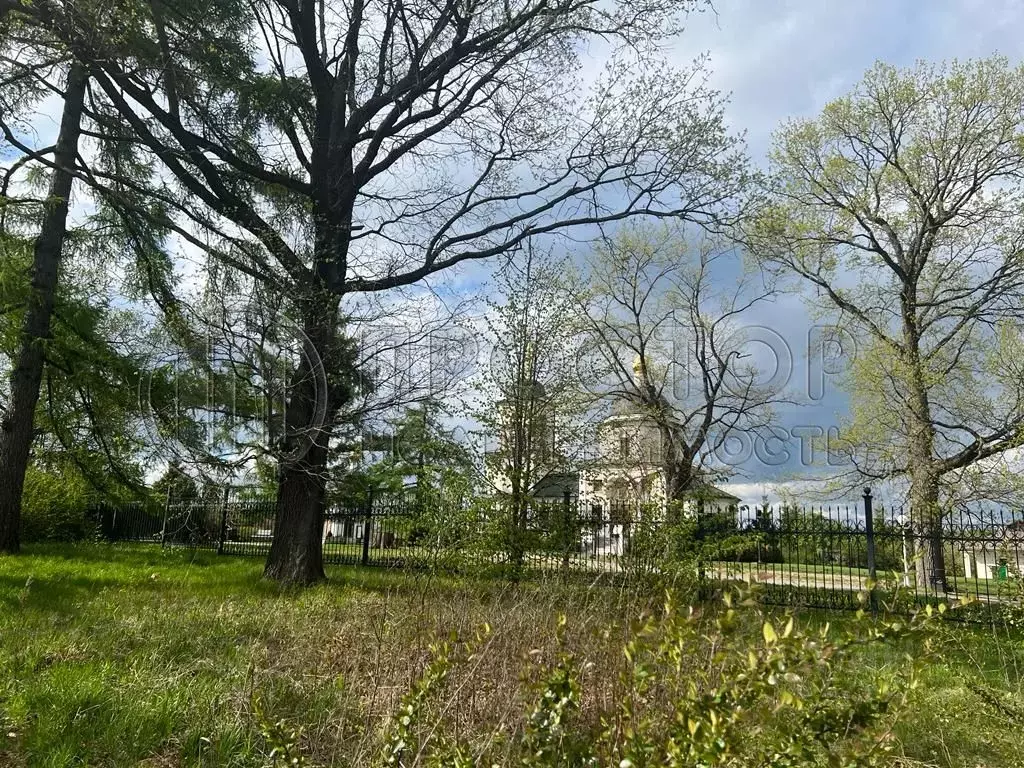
left=1, top=544, right=1023, bottom=767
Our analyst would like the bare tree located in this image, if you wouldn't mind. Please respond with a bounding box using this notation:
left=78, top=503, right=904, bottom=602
left=574, top=224, right=780, bottom=509
left=6, top=0, right=748, bottom=583
left=749, top=58, right=1024, bottom=589
left=473, top=246, right=589, bottom=559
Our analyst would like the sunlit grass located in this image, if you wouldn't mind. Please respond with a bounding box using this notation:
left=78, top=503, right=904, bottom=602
left=0, top=544, right=1022, bottom=766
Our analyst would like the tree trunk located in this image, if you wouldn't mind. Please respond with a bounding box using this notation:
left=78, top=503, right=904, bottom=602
left=911, top=472, right=947, bottom=593
left=900, top=287, right=948, bottom=594
left=662, top=434, right=694, bottom=515
left=508, top=468, right=527, bottom=574
left=264, top=440, right=329, bottom=585
left=263, top=296, right=340, bottom=585
left=0, top=65, right=87, bottom=554
left=504, top=400, right=531, bottom=572
left=662, top=443, right=697, bottom=564
left=906, top=403, right=947, bottom=592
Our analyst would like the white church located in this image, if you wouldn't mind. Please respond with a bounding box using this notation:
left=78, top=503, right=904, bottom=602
left=486, top=367, right=740, bottom=555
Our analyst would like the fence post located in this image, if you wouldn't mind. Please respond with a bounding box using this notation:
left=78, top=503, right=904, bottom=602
left=160, top=487, right=171, bottom=547
left=217, top=486, right=230, bottom=555
left=361, top=495, right=373, bottom=567
left=562, top=490, right=572, bottom=571
left=863, top=487, right=878, bottom=613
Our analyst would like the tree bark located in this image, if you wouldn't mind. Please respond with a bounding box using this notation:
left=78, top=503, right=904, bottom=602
left=902, top=295, right=948, bottom=592
left=0, top=64, right=87, bottom=554
left=262, top=295, right=340, bottom=585
left=264, top=440, right=329, bottom=585
left=662, top=425, right=694, bottom=512
left=911, top=468, right=947, bottom=592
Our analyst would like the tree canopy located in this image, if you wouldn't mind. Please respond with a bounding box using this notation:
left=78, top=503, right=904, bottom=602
left=749, top=57, right=1024, bottom=587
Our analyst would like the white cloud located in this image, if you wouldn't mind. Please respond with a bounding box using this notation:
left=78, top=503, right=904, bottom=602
left=678, top=1, right=1024, bottom=159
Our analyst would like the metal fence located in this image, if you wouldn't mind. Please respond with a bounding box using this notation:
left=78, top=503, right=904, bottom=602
left=724, top=492, right=1024, bottom=618
left=90, top=490, right=1024, bottom=620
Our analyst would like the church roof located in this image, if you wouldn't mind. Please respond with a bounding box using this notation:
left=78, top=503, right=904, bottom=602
left=689, top=483, right=741, bottom=503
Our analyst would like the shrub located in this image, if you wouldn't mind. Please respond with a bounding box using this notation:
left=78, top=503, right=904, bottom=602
left=20, top=465, right=96, bottom=542
left=314, top=590, right=936, bottom=766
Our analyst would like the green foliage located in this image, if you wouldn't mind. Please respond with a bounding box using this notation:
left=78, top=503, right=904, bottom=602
left=366, top=589, right=933, bottom=767
left=0, top=230, right=152, bottom=495
left=20, top=464, right=97, bottom=542
left=255, top=695, right=308, bottom=768
left=151, top=461, right=200, bottom=503
left=380, top=624, right=492, bottom=768
left=752, top=56, right=1024, bottom=509
left=771, top=507, right=904, bottom=572
left=599, top=595, right=931, bottom=768
left=611, top=502, right=755, bottom=587
left=475, top=249, right=589, bottom=506
left=521, top=614, right=587, bottom=765
left=380, top=639, right=455, bottom=766
left=333, top=403, right=475, bottom=510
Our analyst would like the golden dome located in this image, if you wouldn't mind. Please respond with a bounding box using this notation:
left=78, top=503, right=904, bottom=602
left=632, top=355, right=644, bottom=377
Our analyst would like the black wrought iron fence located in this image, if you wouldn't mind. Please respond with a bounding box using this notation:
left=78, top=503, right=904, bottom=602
left=89, top=490, right=1024, bottom=620
left=720, top=491, right=1024, bottom=617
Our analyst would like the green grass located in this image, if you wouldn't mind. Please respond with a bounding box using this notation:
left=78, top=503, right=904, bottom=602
left=1, top=544, right=1023, bottom=767
left=794, top=608, right=1024, bottom=768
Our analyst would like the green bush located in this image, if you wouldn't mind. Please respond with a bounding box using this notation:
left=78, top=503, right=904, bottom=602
left=365, top=590, right=937, bottom=766
left=20, top=465, right=96, bottom=542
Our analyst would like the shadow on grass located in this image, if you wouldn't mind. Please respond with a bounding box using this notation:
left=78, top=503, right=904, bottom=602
left=0, top=542, right=651, bottom=620
left=0, top=543, right=274, bottom=614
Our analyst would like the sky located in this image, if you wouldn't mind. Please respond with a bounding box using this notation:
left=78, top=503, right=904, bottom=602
left=683, top=0, right=1024, bottom=160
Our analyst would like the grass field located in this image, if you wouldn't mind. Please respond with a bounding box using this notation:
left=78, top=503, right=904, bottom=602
left=1, top=544, right=1023, bottom=767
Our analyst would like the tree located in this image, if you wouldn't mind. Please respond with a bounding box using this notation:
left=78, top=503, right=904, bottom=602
left=0, top=9, right=216, bottom=548
left=152, top=460, right=199, bottom=504
left=334, top=401, right=474, bottom=505
left=153, top=263, right=471, bottom=503
left=475, top=247, right=586, bottom=554
left=749, top=58, right=1024, bottom=589
left=0, top=63, right=87, bottom=553
left=10, top=0, right=749, bottom=583
left=574, top=224, right=779, bottom=506
left=23, top=275, right=156, bottom=496
left=391, top=402, right=473, bottom=500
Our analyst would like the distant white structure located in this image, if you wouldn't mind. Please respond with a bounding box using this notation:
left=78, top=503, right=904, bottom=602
left=485, top=362, right=740, bottom=559
left=576, top=396, right=739, bottom=513
left=962, top=522, right=1024, bottom=580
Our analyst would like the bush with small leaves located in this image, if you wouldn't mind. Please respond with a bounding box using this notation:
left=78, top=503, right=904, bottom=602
left=254, top=696, right=307, bottom=768
left=595, top=593, right=936, bottom=768
left=360, top=589, right=937, bottom=767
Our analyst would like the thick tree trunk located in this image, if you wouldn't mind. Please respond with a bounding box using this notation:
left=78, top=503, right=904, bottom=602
left=261, top=78, right=366, bottom=584
left=264, top=441, right=329, bottom=585
left=911, top=471, right=947, bottom=593
left=899, top=285, right=948, bottom=593
left=0, top=65, right=87, bottom=554
left=263, top=296, right=340, bottom=585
